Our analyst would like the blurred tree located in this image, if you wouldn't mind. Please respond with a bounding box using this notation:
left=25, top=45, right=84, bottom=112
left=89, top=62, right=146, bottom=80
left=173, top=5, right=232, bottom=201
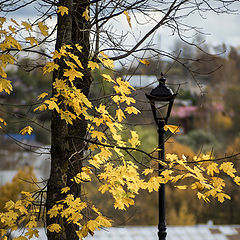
left=176, top=129, right=221, bottom=153
left=0, top=166, right=37, bottom=213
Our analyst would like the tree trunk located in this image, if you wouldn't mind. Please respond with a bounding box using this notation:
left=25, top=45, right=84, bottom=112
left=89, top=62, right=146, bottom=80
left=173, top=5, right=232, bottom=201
left=46, top=0, right=91, bottom=239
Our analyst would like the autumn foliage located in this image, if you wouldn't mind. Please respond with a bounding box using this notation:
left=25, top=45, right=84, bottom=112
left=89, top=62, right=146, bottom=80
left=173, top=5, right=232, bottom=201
left=0, top=5, right=240, bottom=240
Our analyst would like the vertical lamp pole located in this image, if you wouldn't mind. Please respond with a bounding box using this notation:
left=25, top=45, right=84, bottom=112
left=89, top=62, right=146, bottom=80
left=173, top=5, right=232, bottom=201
left=146, top=73, right=176, bottom=240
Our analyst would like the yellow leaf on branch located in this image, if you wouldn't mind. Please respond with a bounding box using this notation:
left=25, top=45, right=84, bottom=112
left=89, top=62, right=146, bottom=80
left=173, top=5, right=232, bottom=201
left=100, top=58, right=114, bottom=69
left=91, top=131, right=106, bottom=142
left=34, top=104, right=47, bottom=112
left=21, top=21, right=32, bottom=31
left=142, top=168, right=154, bottom=176
left=234, top=176, right=240, bottom=185
left=123, top=11, right=132, bottom=28
left=0, top=54, right=15, bottom=68
left=61, top=187, right=70, bottom=193
left=44, top=100, right=60, bottom=112
left=37, top=92, right=48, bottom=100
left=75, top=44, right=83, bottom=52
left=216, top=192, right=231, bottom=203
left=206, top=163, right=219, bottom=176
left=220, top=162, right=237, bottom=178
left=139, top=59, right=150, bottom=65
left=128, top=130, right=140, bottom=148
left=88, top=61, right=99, bottom=70
left=57, top=6, right=69, bottom=16
left=11, top=18, right=19, bottom=26
left=25, top=37, right=38, bottom=46
left=116, top=108, right=125, bottom=122
left=43, top=62, right=59, bottom=74
left=99, top=51, right=109, bottom=58
left=47, top=224, right=62, bottom=233
left=125, top=106, right=140, bottom=115
left=64, top=68, right=83, bottom=81
left=82, top=7, right=90, bottom=21
left=8, top=25, right=16, bottom=34
left=0, top=78, right=12, bottom=94
left=102, top=74, right=114, bottom=83
left=20, top=126, right=33, bottom=135
left=164, top=124, right=180, bottom=133
left=0, top=66, right=7, bottom=78
left=37, top=21, right=48, bottom=36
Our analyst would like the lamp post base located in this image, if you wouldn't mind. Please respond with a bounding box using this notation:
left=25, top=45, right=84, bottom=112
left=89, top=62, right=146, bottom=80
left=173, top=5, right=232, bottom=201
left=158, top=225, right=167, bottom=240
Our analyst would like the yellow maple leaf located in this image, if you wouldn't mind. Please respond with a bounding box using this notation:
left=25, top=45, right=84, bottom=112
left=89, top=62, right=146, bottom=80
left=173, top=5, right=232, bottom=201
left=88, top=61, right=99, bottom=70
left=4, top=200, right=15, bottom=210
left=11, top=18, right=19, bottom=26
left=43, top=61, right=59, bottom=74
left=20, top=126, right=33, bottom=135
left=197, top=192, right=209, bottom=202
left=100, top=58, right=114, bottom=69
left=82, top=7, right=90, bottom=21
left=25, top=229, right=39, bottom=239
left=206, top=163, right=219, bottom=176
left=0, top=78, right=13, bottom=94
left=21, top=21, right=32, bottom=31
left=52, top=50, right=62, bottom=59
left=0, top=17, right=6, bottom=24
left=77, top=225, right=89, bottom=239
left=220, top=162, right=237, bottom=178
left=128, top=130, right=140, bottom=148
left=64, top=60, right=77, bottom=69
left=37, top=21, right=48, bottom=36
left=91, top=130, right=106, bottom=142
left=47, top=224, right=62, bottom=233
left=44, top=100, right=60, bottom=112
left=234, top=176, right=240, bottom=185
left=0, top=54, right=15, bottom=67
left=116, top=108, right=125, bottom=122
left=0, top=66, right=7, bottom=78
left=102, top=74, right=114, bottom=83
left=123, top=11, right=132, bottom=28
left=100, top=51, right=109, bottom=58
left=57, top=6, right=69, bottom=16
left=61, top=187, right=70, bottom=193
left=125, top=106, right=140, bottom=115
left=37, top=92, right=48, bottom=100
left=63, top=68, right=83, bottom=82
left=142, top=168, right=154, bottom=176
left=8, top=25, right=16, bottom=34
left=68, top=53, right=84, bottom=68
left=139, top=59, right=150, bottom=65
left=34, top=104, right=47, bottom=112
left=191, top=182, right=205, bottom=191
left=164, top=124, right=180, bottom=133
left=87, top=220, right=99, bottom=232
left=216, top=192, right=231, bottom=203
left=75, top=44, right=83, bottom=52
left=25, top=37, right=38, bottom=46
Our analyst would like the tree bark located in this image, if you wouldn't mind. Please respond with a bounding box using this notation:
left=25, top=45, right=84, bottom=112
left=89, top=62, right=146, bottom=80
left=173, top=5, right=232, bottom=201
left=46, top=0, right=91, bottom=239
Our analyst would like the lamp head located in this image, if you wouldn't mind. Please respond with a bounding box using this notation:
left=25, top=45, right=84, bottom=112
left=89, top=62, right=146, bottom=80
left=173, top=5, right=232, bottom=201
left=145, top=73, right=176, bottom=125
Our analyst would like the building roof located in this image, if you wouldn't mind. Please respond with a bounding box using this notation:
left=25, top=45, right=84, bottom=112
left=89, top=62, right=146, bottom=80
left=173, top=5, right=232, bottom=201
left=12, top=225, right=240, bottom=240
left=172, top=106, right=197, bottom=118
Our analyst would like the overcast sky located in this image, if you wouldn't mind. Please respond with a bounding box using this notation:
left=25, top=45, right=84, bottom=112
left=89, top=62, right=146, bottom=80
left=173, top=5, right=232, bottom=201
left=7, top=1, right=240, bottom=53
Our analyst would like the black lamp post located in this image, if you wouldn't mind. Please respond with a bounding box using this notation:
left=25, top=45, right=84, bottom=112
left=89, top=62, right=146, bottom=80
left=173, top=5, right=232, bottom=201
left=145, top=73, right=177, bottom=240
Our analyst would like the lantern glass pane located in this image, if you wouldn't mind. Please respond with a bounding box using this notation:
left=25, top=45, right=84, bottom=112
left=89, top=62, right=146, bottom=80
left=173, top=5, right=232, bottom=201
left=155, top=101, right=169, bottom=120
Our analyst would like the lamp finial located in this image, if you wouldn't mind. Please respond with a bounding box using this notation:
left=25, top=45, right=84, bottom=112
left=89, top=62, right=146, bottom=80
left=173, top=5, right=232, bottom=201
left=158, top=72, right=166, bottom=85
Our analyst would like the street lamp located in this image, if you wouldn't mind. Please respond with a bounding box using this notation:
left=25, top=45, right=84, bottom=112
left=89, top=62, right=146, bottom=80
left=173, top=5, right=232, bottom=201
left=145, top=73, right=177, bottom=240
